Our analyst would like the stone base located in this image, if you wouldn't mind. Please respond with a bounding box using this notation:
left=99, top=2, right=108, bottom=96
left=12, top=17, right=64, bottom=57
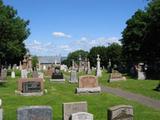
left=50, top=79, right=65, bottom=82
left=0, top=109, right=3, bottom=120
left=15, top=90, right=44, bottom=96
left=69, top=80, right=78, bottom=83
left=76, top=87, right=101, bottom=93
left=109, top=77, right=126, bottom=82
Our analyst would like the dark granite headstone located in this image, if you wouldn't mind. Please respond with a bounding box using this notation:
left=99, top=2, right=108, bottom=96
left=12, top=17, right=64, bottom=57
left=17, top=106, right=52, bottom=120
left=22, top=81, right=41, bottom=93
left=52, top=67, right=63, bottom=79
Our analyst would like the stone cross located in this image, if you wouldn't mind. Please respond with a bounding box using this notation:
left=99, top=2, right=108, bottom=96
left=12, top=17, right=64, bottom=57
left=96, top=54, right=102, bottom=77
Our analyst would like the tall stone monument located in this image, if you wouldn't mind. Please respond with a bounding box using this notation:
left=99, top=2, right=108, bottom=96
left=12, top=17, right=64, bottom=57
left=87, top=59, right=91, bottom=74
left=96, top=54, right=102, bottom=77
left=78, top=55, right=82, bottom=72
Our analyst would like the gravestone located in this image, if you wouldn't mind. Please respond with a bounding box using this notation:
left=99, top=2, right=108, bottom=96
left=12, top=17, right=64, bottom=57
left=71, top=112, right=93, bottom=120
left=0, top=69, right=7, bottom=83
left=17, top=106, right=52, bottom=120
left=109, top=70, right=126, bottom=82
left=136, top=63, right=146, bottom=80
left=21, top=69, right=28, bottom=78
left=50, top=67, right=65, bottom=82
left=70, top=69, right=78, bottom=83
left=44, top=67, right=53, bottom=77
left=0, top=99, right=2, bottom=120
left=11, top=71, right=15, bottom=78
left=17, top=78, right=44, bottom=96
left=87, top=60, right=91, bottom=74
left=63, top=101, right=87, bottom=120
left=76, top=75, right=101, bottom=93
left=96, top=55, right=102, bottom=77
left=108, top=105, right=133, bottom=120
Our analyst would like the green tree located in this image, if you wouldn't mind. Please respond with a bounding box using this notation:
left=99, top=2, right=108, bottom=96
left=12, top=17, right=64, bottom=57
left=88, top=46, right=107, bottom=68
left=0, top=0, right=30, bottom=66
left=88, top=44, right=122, bottom=69
left=64, top=50, right=88, bottom=67
left=32, top=56, right=38, bottom=70
left=121, top=0, right=160, bottom=78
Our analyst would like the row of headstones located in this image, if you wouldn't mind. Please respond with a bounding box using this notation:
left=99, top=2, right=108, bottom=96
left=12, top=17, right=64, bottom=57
left=15, top=74, right=101, bottom=96
left=0, top=100, right=134, bottom=120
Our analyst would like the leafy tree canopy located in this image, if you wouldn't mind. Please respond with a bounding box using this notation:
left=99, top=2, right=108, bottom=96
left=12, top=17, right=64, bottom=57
left=0, top=0, right=30, bottom=66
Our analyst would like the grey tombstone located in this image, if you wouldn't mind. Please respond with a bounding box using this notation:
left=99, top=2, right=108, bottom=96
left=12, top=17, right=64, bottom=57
left=63, top=101, right=87, bottom=120
left=17, top=106, right=52, bottom=120
left=108, top=105, right=133, bottom=120
left=0, top=69, right=7, bottom=83
left=96, top=55, right=101, bottom=77
left=71, top=112, right=93, bottom=120
left=70, top=69, right=78, bottom=83
left=87, top=60, right=91, bottom=74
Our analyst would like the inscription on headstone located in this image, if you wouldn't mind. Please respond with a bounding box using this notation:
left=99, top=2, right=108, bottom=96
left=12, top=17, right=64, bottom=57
left=108, top=105, right=133, bottom=120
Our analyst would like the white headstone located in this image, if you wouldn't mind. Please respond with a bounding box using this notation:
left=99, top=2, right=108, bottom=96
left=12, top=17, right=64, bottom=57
left=11, top=71, right=15, bottom=78
left=71, top=112, right=93, bottom=120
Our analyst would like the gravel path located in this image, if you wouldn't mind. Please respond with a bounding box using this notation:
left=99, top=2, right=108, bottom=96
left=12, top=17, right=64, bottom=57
left=101, top=85, right=160, bottom=110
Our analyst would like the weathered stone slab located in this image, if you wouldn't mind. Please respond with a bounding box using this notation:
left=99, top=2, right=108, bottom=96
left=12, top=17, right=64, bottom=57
left=71, top=112, right=93, bottom=120
left=108, top=105, right=133, bottom=120
left=70, top=70, right=78, bottom=83
left=17, top=106, right=52, bottom=120
left=63, top=101, right=87, bottom=120
left=76, top=75, right=101, bottom=93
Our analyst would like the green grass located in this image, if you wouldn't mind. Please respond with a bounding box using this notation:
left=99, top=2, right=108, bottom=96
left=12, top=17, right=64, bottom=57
left=0, top=74, right=160, bottom=120
left=99, top=70, right=160, bottom=100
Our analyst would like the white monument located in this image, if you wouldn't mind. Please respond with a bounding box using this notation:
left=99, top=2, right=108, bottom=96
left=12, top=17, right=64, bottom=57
left=96, top=54, right=102, bottom=77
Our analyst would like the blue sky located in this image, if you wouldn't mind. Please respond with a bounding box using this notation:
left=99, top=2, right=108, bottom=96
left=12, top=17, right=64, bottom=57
left=4, top=0, right=148, bottom=56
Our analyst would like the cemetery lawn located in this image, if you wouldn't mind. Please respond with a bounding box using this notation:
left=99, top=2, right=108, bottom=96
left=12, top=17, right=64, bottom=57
left=100, top=70, right=160, bottom=100
left=0, top=76, right=160, bottom=120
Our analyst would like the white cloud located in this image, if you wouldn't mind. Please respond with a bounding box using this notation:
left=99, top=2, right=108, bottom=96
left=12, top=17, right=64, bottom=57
left=52, top=32, right=71, bottom=38
left=59, top=45, right=72, bottom=52
left=73, top=36, right=120, bottom=51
